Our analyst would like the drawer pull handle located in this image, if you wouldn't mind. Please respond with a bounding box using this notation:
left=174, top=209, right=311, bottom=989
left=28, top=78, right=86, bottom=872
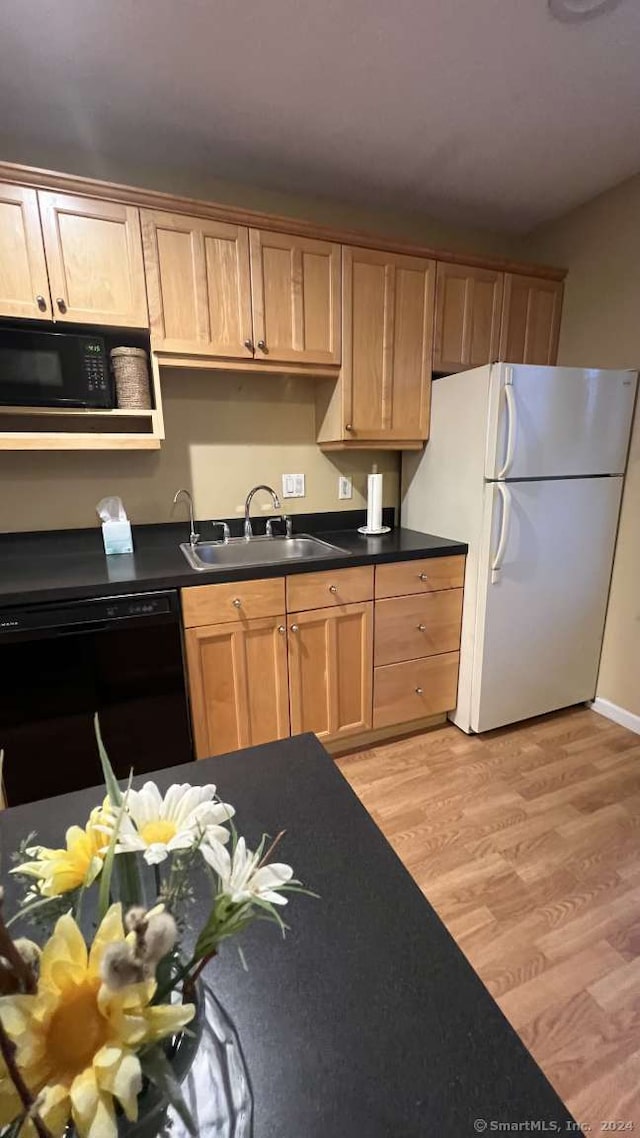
left=290, top=624, right=299, bottom=633
left=277, top=625, right=286, bottom=634
left=232, top=598, right=242, bottom=608
left=417, top=623, right=426, bottom=632
left=36, top=294, right=47, bottom=311
left=56, top=297, right=67, bottom=313
left=419, top=572, right=429, bottom=581
left=243, top=338, right=254, bottom=352
left=329, top=585, right=337, bottom=594
left=415, top=687, right=424, bottom=696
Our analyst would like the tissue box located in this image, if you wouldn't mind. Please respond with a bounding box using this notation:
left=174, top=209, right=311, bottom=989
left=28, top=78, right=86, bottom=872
left=102, top=520, right=133, bottom=556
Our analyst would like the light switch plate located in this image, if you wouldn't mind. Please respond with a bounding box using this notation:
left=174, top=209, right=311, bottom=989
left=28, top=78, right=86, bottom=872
left=282, top=473, right=305, bottom=499
left=338, top=476, right=353, bottom=500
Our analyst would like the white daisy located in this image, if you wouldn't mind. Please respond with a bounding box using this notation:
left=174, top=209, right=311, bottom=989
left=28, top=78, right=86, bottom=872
left=201, top=836, right=294, bottom=905
left=115, top=782, right=234, bottom=866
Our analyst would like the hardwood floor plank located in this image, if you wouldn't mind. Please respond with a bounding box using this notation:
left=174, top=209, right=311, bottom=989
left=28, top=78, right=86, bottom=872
left=338, top=707, right=640, bottom=1129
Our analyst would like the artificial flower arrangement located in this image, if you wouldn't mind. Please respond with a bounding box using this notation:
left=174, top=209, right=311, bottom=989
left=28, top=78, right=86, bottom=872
left=0, top=721, right=301, bottom=1138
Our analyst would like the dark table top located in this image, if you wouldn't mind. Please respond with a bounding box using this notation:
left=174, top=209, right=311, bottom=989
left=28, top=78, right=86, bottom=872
left=0, top=734, right=574, bottom=1137
left=0, top=516, right=467, bottom=607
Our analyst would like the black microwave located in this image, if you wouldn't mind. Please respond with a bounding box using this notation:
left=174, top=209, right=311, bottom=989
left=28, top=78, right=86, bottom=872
left=0, top=326, right=113, bottom=408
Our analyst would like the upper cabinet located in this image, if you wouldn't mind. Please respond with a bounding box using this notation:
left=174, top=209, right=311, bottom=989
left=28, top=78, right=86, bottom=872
left=142, top=210, right=253, bottom=358
left=500, top=273, right=563, bottom=365
left=0, top=183, right=52, bottom=320
left=317, top=247, right=435, bottom=448
left=38, top=192, right=148, bottom=328
left=142, top=212, right=341, bottom=366
left=249, top=230, right=341, bottom=365
left=433, top=262, right=504, bottom=373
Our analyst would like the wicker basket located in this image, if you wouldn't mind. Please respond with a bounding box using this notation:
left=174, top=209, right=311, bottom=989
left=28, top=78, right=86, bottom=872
left=110, top=347, right=152, bottom=410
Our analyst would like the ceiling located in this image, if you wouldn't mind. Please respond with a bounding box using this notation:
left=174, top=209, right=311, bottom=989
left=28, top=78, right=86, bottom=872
left=1, top=0, right=639, bottom=233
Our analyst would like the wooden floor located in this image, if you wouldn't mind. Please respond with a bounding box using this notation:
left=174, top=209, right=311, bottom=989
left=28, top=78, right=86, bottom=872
left=338, top=707, right=640, bottom=1128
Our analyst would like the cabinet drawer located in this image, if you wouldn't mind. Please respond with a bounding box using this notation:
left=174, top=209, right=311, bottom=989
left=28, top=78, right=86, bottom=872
left=286, top=566, right=373, bottom=612
left=373, top=651, right=460, bottom=728
left=181, top=578, right=285, bottom=627
left=374, top=590, right=463, bottom=666
left=375, top=555, right=465, bottom=599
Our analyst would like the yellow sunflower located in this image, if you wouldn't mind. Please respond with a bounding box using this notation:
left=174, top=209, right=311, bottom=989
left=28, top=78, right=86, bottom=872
left=13, top=803, right=113, bottom=897
left=0, top=904, right=194, bottom=1138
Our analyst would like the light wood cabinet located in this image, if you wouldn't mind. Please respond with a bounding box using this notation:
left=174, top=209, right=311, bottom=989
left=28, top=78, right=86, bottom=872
left=317, top=247, right=435, bottom=448
left=285, top=565, right=373, bottom=613
left=185, top=617, right=289, bottom=758
left=373, top=651, right=460, bottom=729
left=249, top=230, right=340, bottom=364
left=500, top=273, right=563, bottom=365
left=38, top=191, right=148, bottom=328
left=375, top=554, right=466, bottom=599
left=182, top=578, right=285, bottom=627
left=287, top=602, right=373, bottom=742
left=433, top=262, right=504, bottom=374
left=142, top=210, right=254, bottom=357
left=0, top=183, right=51, bottom=320
left=374, top=589, right=463, bottom=666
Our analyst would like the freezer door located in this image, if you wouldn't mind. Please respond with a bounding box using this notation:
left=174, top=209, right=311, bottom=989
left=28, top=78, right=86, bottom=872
left=485, top=364, right=637, bottom=479
left=470, top=476, right=623, bottom=733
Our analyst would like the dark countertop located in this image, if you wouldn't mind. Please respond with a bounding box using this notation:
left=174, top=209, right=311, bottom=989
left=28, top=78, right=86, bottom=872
left=0, top=735, right=574, bottom=1137
left=0, top=512, right=467, bottom=608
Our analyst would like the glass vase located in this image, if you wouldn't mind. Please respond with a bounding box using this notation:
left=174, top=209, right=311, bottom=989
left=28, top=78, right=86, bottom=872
left=117, top=982, right=253, bottom=1138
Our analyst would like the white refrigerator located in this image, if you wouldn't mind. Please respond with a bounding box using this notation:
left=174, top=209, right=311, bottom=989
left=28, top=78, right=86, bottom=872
left=401, top=363, right=637, bottom=734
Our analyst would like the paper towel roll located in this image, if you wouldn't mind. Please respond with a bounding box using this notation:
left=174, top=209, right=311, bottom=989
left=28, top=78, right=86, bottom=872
left=366, top=473, right=383, bottom=532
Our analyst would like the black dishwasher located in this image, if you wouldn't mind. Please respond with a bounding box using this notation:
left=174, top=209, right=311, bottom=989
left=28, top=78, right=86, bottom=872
left=0, top=590, right=193, bottom=806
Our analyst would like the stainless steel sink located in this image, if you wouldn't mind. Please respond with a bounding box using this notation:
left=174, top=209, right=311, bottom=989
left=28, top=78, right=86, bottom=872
left=180, top=534, right=349, bottom=571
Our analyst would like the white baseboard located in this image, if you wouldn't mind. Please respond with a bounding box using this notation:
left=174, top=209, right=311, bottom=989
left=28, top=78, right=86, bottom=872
left=588, top=697, right=640, bottom=736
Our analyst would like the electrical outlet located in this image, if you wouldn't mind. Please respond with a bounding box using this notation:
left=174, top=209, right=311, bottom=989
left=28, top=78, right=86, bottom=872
left=338, top=475, right=353, bottom=500
left=282, top=473, right=306, bottom=499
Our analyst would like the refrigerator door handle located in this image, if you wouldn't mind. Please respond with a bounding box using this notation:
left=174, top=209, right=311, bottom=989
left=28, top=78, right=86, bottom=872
left=497, top=370, right=518, bottom=478
left=491, top=482, right=512, bottom=583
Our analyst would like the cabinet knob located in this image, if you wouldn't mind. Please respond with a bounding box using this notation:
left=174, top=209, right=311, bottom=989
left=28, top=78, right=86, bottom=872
left=415, top=687, right=424, bottom=696
left=290, top=624, right=299, bottom=633
left=277, top=625, right=286, bottom=634
left=345, top=423, right=354, bottom=432
left=417, top=623, right=426, bottom=632
left=232, top=598, right=242, bottom=608
left=419, top=572, right=429, bottom=581
left=329, top=585, right=337, bottom=594
left=35, top=294, right=47, bottom=311
left=56, top=297, right=67, bottom=313
left=257, top=339, right=267, bottom=352
left=244, top=338, right=254, bottom=352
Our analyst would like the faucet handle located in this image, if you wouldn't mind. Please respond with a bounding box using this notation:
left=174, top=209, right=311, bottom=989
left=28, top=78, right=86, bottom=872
left=266, top=515, right=292, bottom=538
left=211, top=521, right=230, bottom=543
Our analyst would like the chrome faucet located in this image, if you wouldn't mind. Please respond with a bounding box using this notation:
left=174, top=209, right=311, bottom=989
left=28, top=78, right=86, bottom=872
left=244, top=484, right=281, bottom=539
left=173, top=488, right=199, bottom=549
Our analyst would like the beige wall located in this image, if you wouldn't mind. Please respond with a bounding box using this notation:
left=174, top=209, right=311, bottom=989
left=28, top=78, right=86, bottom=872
left=524, top=173, right=640, bottom=719
left=0, top=146, right=519, bottom=535
left=0, top=370, right=399, bottom=532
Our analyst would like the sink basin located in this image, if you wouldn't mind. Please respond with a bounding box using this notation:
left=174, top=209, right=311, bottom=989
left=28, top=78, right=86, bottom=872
left=180, top=534, right=349, bottom=572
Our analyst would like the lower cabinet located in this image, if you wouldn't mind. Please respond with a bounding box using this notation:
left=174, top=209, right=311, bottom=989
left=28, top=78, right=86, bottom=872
left=185, top=617, right=290, bottom=758
left=181, top=556, right=465, bottom=758
left=373, top=651, right=460, bottom=729
left=288, top=602, right=373, bottom=742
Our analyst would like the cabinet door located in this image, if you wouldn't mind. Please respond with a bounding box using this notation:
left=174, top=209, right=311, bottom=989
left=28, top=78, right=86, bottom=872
left=288, top=602, right=373, bottom=741
left=185, top=617, right=289, bottom=758
left=38, top=191, right=148, bottom=327
left=249, top=230, right=341, bottom=364
left=342, top=247, right=435, bottom=442
left=0, top=183, right=51, bottom=320
left=500, top=274, right=563, bottom=365
left=433, top=262, right=503, bottom=373
left=142, top=210, right=254, bottom=357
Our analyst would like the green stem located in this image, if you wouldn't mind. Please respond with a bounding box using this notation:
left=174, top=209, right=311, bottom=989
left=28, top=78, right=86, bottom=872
left=153, top=864, right=162, bottom=902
